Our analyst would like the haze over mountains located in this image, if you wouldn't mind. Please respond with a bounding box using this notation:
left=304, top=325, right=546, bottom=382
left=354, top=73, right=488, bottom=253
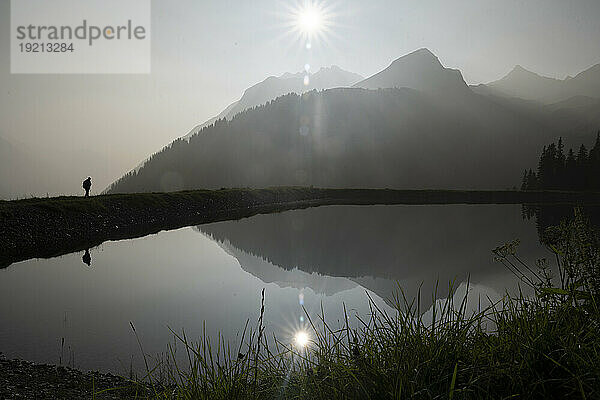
left=3, top=48, right=599, bottom=199
left=108, top=48, right=600, bottom=194
left=472, top=63, right=600, bottom=137
left=354, top=48, right=469, bottom=94
left=123, top=66, right=362, bottom=176
left=479, top=64, right=600, bottom=104
left=1, top=66, right=361, bottom=199
left=182, top=66, right=363, bottom=140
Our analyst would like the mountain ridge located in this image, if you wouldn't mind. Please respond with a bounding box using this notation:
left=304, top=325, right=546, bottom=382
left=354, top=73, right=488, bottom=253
left=107, top=49, right=600, bottom=194
left=107, top=85, right=566, bottom=193
left=182, top=65, right=363, bottom=141
left=481, top=63, right=600, bottom=103
left=118, top=65, right=363, bottom=182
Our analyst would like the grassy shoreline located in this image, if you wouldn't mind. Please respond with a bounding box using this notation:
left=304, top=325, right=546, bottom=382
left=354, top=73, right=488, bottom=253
left=117, top=212, right=600, bottom=398
left=2, top=187, right=600, bottom=268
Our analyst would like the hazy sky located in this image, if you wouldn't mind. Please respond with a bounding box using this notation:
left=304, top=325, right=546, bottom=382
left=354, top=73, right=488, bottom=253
left=1, top=0, right=599, bottom=190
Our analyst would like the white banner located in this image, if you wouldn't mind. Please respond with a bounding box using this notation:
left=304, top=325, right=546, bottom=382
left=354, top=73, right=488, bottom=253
left=11, top=0, right=151, bottom=74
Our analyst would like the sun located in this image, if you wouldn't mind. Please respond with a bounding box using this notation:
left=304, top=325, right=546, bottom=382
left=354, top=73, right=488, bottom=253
left=275, top=0, right=335, bottom=49
left=289, top=1, right=332, bottom=40
left=294, top=330, right=310, bottom=348
left=297, top=4, right=323, bottom=35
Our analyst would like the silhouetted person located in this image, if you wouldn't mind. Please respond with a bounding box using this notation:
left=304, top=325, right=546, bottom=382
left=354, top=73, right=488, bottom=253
left=82, top=249, right=91, bottom=266
left=83, top=177, right=91, bottom=197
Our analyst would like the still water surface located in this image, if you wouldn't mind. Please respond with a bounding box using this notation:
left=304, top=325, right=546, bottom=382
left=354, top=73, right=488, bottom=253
left=0, top=205, right=547, bottom=373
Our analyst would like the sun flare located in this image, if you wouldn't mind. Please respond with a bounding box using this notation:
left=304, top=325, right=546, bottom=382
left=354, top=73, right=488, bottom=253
left=294, top=330, right=310, bottom=348
left=276, top=0, right=335, bottom=48
left=297, top=4, right=323, bottom=35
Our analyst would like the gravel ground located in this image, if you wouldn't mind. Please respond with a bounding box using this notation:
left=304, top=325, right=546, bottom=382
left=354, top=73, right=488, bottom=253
left=0, top=355, right=151, bottom=399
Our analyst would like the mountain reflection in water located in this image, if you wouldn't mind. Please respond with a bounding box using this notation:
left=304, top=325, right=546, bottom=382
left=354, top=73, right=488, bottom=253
left=199, top=204, right=547, bottom=310
left=0, top=204, right=553, bottom=374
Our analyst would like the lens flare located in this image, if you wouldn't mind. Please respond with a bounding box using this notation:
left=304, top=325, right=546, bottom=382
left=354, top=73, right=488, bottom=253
left=294, top=330, right=310, bottom=348
left=297, top=4, right=323, bottom=35
left=274, top=0, right=336, bottom=48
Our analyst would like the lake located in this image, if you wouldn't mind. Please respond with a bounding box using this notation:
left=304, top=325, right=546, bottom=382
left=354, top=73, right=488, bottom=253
left=0, top=204, right=549, bottom=374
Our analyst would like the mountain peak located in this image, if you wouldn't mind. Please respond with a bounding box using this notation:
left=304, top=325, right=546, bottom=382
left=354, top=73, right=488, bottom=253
left=489, top=65, right=562, bottom=89
left=318, top=65, right=342, bottom=72
left=279, top=71, right=301, bottom=79
left=506, top=65, right=540, bottom=78
left=403, top=47, right=437, bottom=58
left=484, top=64, right=567, bottom=103
left=279, top=65, right=361, bottom=81
left=354, top=48, right=467, bottom=93
left=389, top=48, right=441, bottom=67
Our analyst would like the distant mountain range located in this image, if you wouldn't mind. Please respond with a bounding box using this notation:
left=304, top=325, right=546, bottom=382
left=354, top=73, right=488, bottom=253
left=474, top=64, right=600, bottom=104
left=183, top=65, right=363, bottom=140
left=472, top=63, right=600, bottom=138
left=121, top=66, right=363, bottom=177
left=107, top=49, right=600, bottom=193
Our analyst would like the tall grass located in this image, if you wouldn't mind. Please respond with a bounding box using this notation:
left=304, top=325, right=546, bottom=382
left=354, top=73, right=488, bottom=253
left=129, top=210, right=600, bottom=399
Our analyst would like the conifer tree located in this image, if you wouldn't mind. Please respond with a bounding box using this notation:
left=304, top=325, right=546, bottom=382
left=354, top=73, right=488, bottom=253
left=528, top=136, right=598, bottom=192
